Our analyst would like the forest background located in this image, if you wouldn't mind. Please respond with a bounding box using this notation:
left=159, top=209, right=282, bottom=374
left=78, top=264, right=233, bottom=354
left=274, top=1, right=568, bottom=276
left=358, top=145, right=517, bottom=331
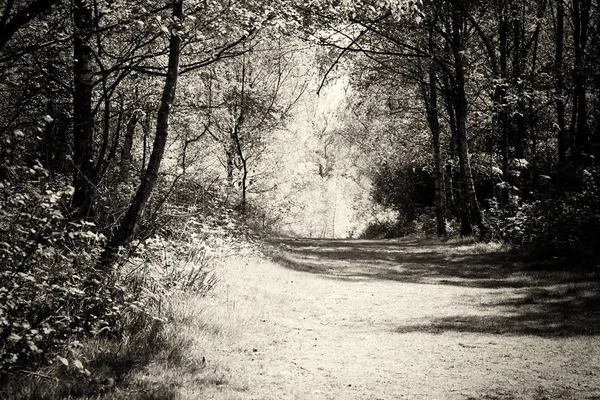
left=1, top=0, right=599, bottom=396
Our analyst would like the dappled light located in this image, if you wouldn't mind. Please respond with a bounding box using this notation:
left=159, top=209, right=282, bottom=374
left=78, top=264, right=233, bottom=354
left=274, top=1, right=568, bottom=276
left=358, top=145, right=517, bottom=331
left=270, top=237, right=600, bottom=339
left=395, top=283, right=600, bottom=337
left=270, top=238, right=598, bottom=288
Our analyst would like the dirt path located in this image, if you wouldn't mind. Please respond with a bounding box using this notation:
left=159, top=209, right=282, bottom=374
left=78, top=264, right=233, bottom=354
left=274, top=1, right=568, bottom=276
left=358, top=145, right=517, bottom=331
left=181, top=238, right=600, bottom=400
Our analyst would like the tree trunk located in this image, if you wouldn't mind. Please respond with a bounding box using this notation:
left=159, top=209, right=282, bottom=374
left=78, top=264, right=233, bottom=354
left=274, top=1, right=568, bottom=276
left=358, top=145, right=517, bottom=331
left=423, top=66, right=446, bottom=236
left=441, top=74, right=458, bottom=218
left=41, top=46, right=65, bottom=174
left=226, top=143, right=235, bottom=182
left=511, top=1, right=526, bottom=161
left=71, top=0, right=96, bottom=217
left=104, top=0, right=183, bottom=262
left=497, top=0, right=510, bottom=208
left=100, top=96, right=124, bottom=179
left=43, top=99, right=55, bottom=171
left=555, top=0, right=567, bottom=166
left=120, top=110, right=138, bottom=179
left=590, top=5, right=600, bottom=166
left=94, top=96, right=110, bottom=177
left=455, top=98, right=474, bottom=236
left=232, top=53, right=248, bottom=214
left=450, top=4, right=489, bottom=237
left=52, top=114, right=69, bottom=172
left=232, top=115, right=248, bottom=214
left=572, top=0, right=591, bottom=164
left=528, top=0, right=544, bottom=185
left=445, top=161, right=455, bottom=216
left=594, top=66, right=600, bottom=165
left=141, top=105, right=151, bottom=174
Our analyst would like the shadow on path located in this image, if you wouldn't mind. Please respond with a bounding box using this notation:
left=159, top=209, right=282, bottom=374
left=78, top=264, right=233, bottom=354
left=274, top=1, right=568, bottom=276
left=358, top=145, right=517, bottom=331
left=267, top=237, right=600, bottom=337
left=394, top=283, right=600, bottom=337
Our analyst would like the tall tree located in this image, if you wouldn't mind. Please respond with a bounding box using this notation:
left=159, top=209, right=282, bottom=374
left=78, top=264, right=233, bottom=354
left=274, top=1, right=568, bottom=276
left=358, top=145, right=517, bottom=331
left=420, top=63, right=447, bottom=236
left=104, top=0, right=184, bottom=258
left=571, top=0, right=592, bottom=164
left=71, top=0, right=96, bottom=216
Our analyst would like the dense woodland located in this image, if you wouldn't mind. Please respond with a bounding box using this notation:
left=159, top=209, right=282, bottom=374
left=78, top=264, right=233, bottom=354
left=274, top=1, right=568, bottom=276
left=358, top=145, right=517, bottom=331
left=1, top=0, right=599, bottom=390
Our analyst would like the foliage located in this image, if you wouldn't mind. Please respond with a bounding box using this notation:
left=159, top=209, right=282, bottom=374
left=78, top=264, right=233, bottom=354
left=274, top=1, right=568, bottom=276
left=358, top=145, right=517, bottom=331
left=0, top=162, right=123, bottom=374
left=0, top=157, right=226, bottom=384
left=312, top=0, right=600, bottom=251
left=371, top=162, right=435, bottom=225
left=359, top=219, right=414, bottom=239
left=491, top=167, right=600, bottom=261
left=124, top=217, right=226, bottom=300
left=2, top=0, right=600, bottom=391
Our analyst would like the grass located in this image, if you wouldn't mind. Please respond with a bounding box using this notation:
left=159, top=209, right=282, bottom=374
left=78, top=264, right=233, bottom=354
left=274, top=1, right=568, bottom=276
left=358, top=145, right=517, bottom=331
left=1, top=308, right=193, bottom=399
left=0, top=249, right=248, bottom=400
left=114, top=255, right=273, bottom=399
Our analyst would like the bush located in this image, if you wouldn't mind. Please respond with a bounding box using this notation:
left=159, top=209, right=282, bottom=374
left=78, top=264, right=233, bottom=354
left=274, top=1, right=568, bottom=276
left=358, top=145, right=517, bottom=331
left=0, top=162, right=220, bottom=382
left=491, top=167, right=600, bottom=261
left=371, top=163, right=435, bottom=225
left=412, top=207, right=439, bottom=237
left=0, top=136, right=250, bottom=391
left=0, top=176, right=227, bottom=400
left=0, top=165, right=131, bottom=376
left=360, top=218, right=415, bottom=239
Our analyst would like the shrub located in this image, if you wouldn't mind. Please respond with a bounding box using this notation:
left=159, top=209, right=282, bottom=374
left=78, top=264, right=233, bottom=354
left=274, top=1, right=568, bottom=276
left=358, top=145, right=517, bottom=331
left=0, top=165, right=130, bottom=376
left=413, top=207, right=439, bottom=237
left=0, top=136, right=244, bottom=391
left=0, top=167, right=225, bottom=395
left=371, top=163, right=435, bottom=225
left=360, top=218, right=415, bottom=239
left=491, top=166, right=600, bottom=261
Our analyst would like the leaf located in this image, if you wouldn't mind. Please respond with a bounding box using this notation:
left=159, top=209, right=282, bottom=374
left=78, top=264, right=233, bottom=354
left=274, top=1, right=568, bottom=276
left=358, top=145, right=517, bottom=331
left=68, top=287, right=86, bottom=296
left=73, top=359, right=84, bottom=370
left=56, top=356, right=69, bottom=367
left=8, top=333, right=22, bottom=341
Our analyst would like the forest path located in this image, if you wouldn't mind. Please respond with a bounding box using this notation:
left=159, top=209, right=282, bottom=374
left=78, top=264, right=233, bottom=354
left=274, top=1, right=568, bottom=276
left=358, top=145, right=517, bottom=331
left=180, top=238, right=600, bottom=400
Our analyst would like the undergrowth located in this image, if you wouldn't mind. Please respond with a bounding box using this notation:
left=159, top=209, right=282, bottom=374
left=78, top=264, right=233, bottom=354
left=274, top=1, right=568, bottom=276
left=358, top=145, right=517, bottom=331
left=0, top=165, right=255, bottom=399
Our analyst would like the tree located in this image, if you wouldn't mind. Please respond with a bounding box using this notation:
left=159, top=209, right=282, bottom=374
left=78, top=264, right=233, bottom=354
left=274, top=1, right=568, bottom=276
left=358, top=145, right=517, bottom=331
left=421, top=64, right=447, bottom=235
left=195, top=37, right=310, bottom=213
left=308, top=0, right=492, bottom=236
left=71, top=0, right=96, bottom=216
left=104, top=0, right=184, bottom=259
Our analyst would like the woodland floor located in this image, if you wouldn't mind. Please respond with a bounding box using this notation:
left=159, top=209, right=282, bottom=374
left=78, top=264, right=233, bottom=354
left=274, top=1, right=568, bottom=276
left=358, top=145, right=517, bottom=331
left=136, top=238, right=600, bottom=400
